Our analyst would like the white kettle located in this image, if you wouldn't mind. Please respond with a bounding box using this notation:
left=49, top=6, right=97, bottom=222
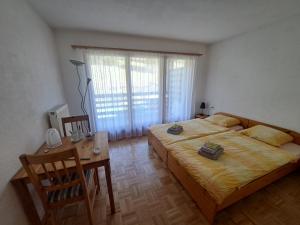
left=46, top=128, right=62, bottom=148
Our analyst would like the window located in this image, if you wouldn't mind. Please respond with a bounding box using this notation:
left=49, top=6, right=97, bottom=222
left=165, top=56, right=196, bottom=122
left=85, top=50, right=198, bottom=140
left=130, top=55, right=163, bottom=132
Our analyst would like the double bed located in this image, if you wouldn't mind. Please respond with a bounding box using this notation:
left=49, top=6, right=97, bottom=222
left=148, top=113, right=300, bottom=224
left=148, top=113, right=247, bottom=162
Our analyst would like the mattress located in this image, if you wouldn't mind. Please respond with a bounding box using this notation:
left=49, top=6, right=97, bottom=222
left=168, top=131, right=298, bottom=204
left=149, top=119, right=229, bottom=146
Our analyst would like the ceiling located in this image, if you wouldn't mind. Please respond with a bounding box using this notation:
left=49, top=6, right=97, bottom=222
left=28, top=0, right=300, bottom=43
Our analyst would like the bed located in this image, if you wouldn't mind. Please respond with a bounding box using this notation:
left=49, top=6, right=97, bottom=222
left=166, top=121, right=300, bottom=224
left=148, top=112, right=248, bottom=163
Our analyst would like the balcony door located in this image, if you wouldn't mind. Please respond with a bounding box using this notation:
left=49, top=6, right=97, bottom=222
left=85, top=50, right=197, bottom=140
left=86, top=50, right=162, bottom=140
left=130, top=55, right=163, bottom=135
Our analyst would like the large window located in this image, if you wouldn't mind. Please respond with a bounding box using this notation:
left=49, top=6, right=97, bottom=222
left=85, top=50, right=198, bottom=140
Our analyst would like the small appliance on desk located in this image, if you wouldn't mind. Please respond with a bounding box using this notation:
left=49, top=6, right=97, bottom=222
left=45, top=128, right=62, bottom=148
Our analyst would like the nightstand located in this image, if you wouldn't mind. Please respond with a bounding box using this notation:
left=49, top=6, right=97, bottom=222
left=195, top=114, right=209, bottom=119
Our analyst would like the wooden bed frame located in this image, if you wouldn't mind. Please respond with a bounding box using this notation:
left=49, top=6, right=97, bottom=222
left=148, top=130, right=169, bottom=163
left=168, top=153, right=300, bottom=224
left=148, top=112, right=249, bottom=164
left=148, top=113, right=300, bottom=224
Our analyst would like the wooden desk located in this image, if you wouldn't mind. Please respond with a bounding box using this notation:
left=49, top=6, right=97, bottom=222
left=11, top=132, right=115, bottom=225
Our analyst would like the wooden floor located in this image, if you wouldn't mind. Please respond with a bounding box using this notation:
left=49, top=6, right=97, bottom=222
left=59, top=137, right=300, bottom=225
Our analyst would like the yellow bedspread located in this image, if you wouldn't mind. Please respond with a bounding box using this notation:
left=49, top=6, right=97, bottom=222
left=149, top=119, right=229, bottom=146
left=168, top=131, right=297, bottom=204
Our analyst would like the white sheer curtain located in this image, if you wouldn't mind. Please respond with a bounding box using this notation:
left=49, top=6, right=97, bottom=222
left=84, top=50, right=130, bottom=140
left=84, top=49, right=198, bottom=140
left=84, top=50, right=163, bottom=140
left=130, top=53, right=164, bottom=136
left=164, top=56, right=196, bottom=122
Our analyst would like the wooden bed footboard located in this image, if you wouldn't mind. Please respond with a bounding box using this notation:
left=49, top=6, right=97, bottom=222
left=168, top=153, right=218, bottom=224
left=148, top=130, right=168, bottom=163
left=219, top=159, right=300, bottom=210
left=168, top=152, right=300, bottom=224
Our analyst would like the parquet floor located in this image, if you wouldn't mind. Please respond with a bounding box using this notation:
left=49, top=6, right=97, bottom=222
left=60, top=137, right=300, bottom=225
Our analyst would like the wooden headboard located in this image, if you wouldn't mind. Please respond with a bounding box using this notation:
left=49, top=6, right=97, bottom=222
left=215, top=112, right=300, bottom=145
left=247, top=119, right=290, bottom=132
left=289, top=132, right=300, bottom=145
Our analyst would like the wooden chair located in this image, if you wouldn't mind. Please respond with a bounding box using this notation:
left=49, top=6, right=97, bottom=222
left=62, top=115, right=100, bottom=198
left=61, top=115, right=91, bottom=137
left=19, top=148, right=98, bottom=225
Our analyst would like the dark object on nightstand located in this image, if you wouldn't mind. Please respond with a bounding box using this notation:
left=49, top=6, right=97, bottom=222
left=196, top=102, right=208, bottom=119
left=200, top=102, right=206, bottom=114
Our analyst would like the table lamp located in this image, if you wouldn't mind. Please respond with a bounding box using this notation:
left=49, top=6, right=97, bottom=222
left=200, top=102, right=206, bottom=115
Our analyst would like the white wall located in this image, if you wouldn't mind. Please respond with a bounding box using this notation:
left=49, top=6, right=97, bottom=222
left=0, top=0, right=65, bottom=224
left=54, top=29, right=207, bottom=116
left=205, top=14, right=300, bottom=132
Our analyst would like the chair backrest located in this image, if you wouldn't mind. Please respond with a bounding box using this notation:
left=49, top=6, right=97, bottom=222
left=61, top=115, right=91, bottom=137
left=19, top=148, right=89, bottom=208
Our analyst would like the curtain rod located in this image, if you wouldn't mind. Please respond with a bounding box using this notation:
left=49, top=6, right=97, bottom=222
left=71, top=45, right=203, bottom=56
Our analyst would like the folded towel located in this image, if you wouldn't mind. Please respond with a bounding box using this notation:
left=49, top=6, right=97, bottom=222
left=198, top=147, right=223, bottom=160
left=201, top=146, right=224, bottom=155
left=199, top=142, right=223, bottom=156
left=167, top=124, right=183, bottom=135
left=204, top=142, right=223, bottom=151
left=198, top=142, right=224, bottom=160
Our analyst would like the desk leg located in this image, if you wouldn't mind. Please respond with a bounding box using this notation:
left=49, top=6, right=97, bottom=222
left=12, top=180, right=42, bottom=225
left=104, top=161, right=115, bottom=214
left=94, top=168, right=100, bottom=194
